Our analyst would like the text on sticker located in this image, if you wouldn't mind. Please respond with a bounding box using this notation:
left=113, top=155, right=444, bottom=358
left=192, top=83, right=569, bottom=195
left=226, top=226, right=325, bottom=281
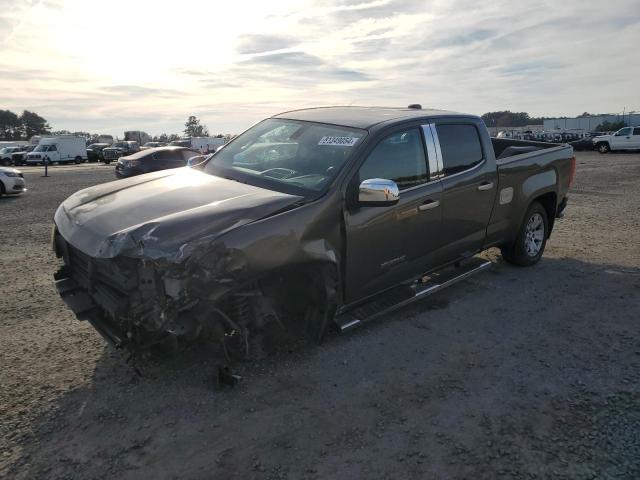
left=317, top=136, right=359, bottom=147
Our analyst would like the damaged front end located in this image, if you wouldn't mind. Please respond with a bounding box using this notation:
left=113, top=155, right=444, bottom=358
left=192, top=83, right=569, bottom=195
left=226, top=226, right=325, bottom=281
left=51, top=168, right=341, bottom=356
left=53, top=228, right=335, bottom=358
left=53, top=228, right=281, bottom=354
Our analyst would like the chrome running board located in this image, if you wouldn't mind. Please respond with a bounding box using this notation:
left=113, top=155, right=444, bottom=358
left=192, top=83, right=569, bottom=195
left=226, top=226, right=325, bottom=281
left=335, top=258, right=492, bottom=332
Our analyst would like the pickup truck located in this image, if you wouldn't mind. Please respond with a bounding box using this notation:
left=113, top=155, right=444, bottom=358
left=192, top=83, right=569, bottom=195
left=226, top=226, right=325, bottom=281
left=52, top=106, right=575, bottom=355
left=592, top=126, right=640, bottom=153
left=101, top=141, right=140, bottom=164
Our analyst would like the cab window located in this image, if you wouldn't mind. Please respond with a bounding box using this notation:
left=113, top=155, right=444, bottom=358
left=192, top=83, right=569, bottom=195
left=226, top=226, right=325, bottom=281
left=358, top=129, right=428, bottom=190
left=436, top=124, right=483, bottom=176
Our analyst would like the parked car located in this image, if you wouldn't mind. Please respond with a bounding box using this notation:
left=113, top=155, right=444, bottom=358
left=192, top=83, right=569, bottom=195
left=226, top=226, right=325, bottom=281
left=140, top=142, right=167, bottom=150
left=592, top=126, right=640, bottom=153
left=25, top=136, right=88, bottom=165
left=0, top=146, right=26, bottom=166
left=114, top=146, right=199, bottom=178
left=86, top=143, right=111, bottom=162
left=0, top=167, right=26, bottom=195
left=101, top=141, right=140, bottom=164
left=52, top=106, right=575, bottom=352
left=11, top=145, right=36, bottom=165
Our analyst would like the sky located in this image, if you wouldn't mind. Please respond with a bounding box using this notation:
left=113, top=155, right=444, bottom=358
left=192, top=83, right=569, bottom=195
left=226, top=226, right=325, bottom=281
left=0, top=0, right=639, bottom=137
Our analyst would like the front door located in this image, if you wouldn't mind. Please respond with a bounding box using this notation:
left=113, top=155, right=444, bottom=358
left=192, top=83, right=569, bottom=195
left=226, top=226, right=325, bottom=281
left=432, top=122, right=498, bottom=261
left=344, top=127, right=443, bottom=303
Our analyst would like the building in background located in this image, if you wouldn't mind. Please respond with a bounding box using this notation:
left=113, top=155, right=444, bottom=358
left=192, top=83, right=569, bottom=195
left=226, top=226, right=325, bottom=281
left=544, top=113, right=640, bottom=132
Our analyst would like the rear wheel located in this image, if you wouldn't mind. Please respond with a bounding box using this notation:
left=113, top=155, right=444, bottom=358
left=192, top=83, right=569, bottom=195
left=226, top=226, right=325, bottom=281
left=74, top=156, right=82, bottom=164
left=501, top=202, right=549, bottom=266
left=597, top=142, right=610, bottom=154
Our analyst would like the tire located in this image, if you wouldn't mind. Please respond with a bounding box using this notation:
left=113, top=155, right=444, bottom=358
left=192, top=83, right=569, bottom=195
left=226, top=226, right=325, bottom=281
left=501, top=202, right=549, bottom=266
left=74, top=156, right=82, bottom=164
left=597, top=142, right=610, bottom=154
left=0, top=157, right=11, bottom=166
left=0, top=180, right=5, bottom=195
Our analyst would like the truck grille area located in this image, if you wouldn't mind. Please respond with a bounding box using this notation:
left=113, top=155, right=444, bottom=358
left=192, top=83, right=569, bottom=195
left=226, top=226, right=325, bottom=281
left=54, top=232, right=139, bottom=347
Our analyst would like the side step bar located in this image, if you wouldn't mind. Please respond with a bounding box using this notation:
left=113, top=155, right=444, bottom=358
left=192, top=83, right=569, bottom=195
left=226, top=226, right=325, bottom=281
left=335, top=258, right=492, bottom=332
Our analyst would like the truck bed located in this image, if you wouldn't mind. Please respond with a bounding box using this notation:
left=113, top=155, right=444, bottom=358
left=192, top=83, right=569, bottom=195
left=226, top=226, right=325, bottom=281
left=491, top=137, right=564, bottom=162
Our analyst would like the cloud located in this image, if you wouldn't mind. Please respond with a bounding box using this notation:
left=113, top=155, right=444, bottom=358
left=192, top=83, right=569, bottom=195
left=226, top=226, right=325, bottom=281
left=236, top=34, right=297, bottom=54
left=0, top=0, right=638, bottom=136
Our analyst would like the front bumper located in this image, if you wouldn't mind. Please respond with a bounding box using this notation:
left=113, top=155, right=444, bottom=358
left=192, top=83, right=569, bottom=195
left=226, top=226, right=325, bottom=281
left=53, top=229, right=139, bottom=347
left=2, top=176, right=26, bottom=194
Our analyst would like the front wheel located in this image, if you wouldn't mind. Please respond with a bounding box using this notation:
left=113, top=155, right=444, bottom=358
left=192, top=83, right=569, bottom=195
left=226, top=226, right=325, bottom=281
left=597, top=142, right=610, bottom=154
left=501, top=202, right=549, bottom=266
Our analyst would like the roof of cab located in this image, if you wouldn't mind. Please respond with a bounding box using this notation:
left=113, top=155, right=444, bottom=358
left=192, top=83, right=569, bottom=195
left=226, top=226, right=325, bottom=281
left=272, top=106, right=473, bottom=130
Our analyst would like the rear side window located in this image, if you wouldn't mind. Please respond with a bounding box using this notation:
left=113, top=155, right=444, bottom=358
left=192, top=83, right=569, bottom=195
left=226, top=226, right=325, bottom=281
left=633, top=128, right=640, bottom=135
left=436, top=124, right=483, bottom=175
left=358, top=128, right=428, bottom=190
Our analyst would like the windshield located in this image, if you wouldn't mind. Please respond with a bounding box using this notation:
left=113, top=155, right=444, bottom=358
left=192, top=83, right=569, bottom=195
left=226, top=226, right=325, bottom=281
left=34, top=145, right=51, bottom=152
left=112, top=142, right=127, bottom=148
left=203, top=119, right=366, bottom=194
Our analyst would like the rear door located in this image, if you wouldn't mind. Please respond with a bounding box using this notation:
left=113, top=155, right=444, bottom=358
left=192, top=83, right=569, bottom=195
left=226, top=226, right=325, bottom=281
left=433, top=121, right=497, bottom=261
left=632, top=127, right=640, bottom=149
left=344, top=127, right=443, bottom=302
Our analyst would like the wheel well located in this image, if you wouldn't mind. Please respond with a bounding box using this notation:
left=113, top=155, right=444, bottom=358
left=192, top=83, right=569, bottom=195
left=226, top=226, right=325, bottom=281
left=532, top=192, right=557, bottom=235
left=0, top=179, right=5, bottom=194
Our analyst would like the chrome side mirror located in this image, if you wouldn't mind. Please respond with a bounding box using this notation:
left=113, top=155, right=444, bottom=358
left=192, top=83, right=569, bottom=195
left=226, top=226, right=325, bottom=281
left=358, top=178, right=400, bottom=206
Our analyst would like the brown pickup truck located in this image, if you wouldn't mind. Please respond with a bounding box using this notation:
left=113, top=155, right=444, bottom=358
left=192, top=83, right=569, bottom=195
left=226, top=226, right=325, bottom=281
left=52, top=106, right=575, bottom=354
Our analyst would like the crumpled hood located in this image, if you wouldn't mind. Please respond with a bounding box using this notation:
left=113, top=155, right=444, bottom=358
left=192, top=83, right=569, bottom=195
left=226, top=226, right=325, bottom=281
left=54, top=168, right=302, bottom=261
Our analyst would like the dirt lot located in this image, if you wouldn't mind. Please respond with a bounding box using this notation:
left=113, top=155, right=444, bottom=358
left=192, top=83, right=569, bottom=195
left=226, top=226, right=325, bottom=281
left=1, top=152, right=639, bottom=479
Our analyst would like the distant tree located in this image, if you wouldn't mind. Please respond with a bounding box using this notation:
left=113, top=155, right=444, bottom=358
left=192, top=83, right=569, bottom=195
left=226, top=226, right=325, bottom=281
left=0, top=109, right=20, bottom=140
left=168, top=133, right=180, bottom=142
left=19, top=110, right=50, bottom=139
left=51, top=130, right=71, bottom=135
left=481, top=111, right=544, bottom=127
left=595, top=120, right=626, bottom=132
left=184, top=115, right=209, bottom=137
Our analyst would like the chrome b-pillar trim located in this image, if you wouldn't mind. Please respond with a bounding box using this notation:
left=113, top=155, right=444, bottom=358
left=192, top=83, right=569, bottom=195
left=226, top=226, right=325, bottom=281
left=422, top=123, right=444, bottom=180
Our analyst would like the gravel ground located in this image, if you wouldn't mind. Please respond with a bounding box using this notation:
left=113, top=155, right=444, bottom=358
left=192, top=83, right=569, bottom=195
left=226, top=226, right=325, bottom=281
left=1, top=152, right=639, bottom=479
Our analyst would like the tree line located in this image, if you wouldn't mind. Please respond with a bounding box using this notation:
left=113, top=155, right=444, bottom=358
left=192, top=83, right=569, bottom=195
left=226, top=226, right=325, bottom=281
left=0, top=109, right=50, bottom=140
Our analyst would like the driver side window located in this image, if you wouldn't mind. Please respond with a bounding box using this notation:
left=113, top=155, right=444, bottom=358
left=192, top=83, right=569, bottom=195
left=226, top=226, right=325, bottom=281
left=358, top=128, right=428, bottom=190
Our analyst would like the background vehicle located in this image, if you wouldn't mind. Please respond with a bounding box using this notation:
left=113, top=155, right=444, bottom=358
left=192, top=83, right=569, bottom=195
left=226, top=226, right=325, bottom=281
left=592, top=126, right=640, bottom=153
left=86, top=143, right=111, bottom=162
left=124, top=131, right=151, bottom=146
left=25, top=135, right=87, bottom=165
left=0, top=146, right=26, bottom=166
left=0, top=167, right=26, bottom=195
left=569, top=133, right=597, bottom=151
left=101, top=141, right=140, bottom=163
left=140, top=141, right=167, bottom=150
left=53, top=106, right=575, bottom=352
left=11, top=145, right=36, bottom=165
left=170, top=136, right=226, bottom=153
left=114, top=146, right=199, bottom=178
left=0, top=141, right=28, bottom=148
left=97, top=134, right=114, bottom=145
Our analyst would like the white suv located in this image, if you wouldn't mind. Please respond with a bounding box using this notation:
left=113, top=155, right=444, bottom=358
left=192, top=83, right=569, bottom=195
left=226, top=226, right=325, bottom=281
left=592, top=126, right=640, bottom=153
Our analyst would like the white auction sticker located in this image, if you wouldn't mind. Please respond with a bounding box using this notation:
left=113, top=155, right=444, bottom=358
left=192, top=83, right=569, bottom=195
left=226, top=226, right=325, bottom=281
left=317, top=136, right=359, bottom=147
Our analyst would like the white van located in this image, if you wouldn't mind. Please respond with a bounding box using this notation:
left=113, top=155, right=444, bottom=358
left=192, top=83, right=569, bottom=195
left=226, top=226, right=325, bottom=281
left=170, top=137, right=227, bottom=153
left=25, top=135, right=88, bottom=165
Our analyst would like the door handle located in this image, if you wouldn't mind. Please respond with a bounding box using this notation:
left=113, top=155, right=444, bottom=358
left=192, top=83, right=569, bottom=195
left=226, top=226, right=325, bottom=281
left=418, top=199, right=440, bottom=211
left=477, top=182, right=494, bottom=191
